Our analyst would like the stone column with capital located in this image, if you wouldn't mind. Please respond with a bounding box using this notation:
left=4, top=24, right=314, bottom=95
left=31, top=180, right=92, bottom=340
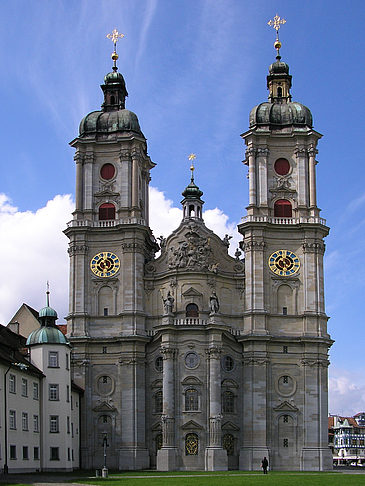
left=256, top=147, right=269, bottom=210
left=246, top=147, right=257, bottom=212
left=308, top=146, right=318, bottom=215
left=157, top=346, right=178, bottom=471
left=205, top=345, right=227, bottom=471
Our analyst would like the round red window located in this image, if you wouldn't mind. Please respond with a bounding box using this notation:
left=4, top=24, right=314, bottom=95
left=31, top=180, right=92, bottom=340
left=274, top=158, right=290, bottom=176
left=100, top=163, right=115, bottom=180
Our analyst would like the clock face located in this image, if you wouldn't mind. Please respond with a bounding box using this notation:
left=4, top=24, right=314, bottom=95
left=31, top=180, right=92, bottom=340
left=90, top=252, right=120, bottom=278
left=268, top=250, right=300, bottom=276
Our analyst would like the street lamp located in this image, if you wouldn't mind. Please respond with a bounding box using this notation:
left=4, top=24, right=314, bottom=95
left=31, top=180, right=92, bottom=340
left=102, top=434, right=108, bottom=478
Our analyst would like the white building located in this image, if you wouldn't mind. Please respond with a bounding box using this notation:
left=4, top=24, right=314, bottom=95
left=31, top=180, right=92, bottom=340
left=0, top=293, right=82, bottom=473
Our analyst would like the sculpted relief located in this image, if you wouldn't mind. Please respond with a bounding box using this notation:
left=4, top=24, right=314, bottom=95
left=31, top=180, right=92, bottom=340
left=168, top=227, right=219, bottom=272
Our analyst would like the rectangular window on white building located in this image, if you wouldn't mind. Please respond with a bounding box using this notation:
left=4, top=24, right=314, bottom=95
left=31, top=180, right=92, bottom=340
left=49, top=384, right=59, bottom=401
left=10, top=445, right=16, bottom=460
left=21, top=378, right=28, bottom=397
left=9, top=374, right=16, bottom=393
left=66, top=353, right=69, bottom=370
left=9, top=410, right=16, bottom=429
left=48, top=351, right=59, bottom=368
left=67, top=448, right=71, bottom=461
left=22, top=412, right=29, bottom=431
left=33, top=382, right=39, bottom=400
left=50, top=447, right=59, bottom=461
left=34, top=447, right=39, bottom=460
left=22, top=446, right=29, bottom=460
left=33, top=414, right=39, bottom=432
left=67, top=416, right=70, bottom=434
left=66, top=385, right=70, bottom=402
left=50, top=415, right=59, bottom=433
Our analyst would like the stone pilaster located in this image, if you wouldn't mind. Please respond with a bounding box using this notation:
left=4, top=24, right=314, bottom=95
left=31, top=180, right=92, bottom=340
left=205, top=345, right=227, bottom=471
left=157, top=346, right=178, bottom=471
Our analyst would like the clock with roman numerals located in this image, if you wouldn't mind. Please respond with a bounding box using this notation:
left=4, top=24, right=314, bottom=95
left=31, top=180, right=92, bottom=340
left=268, top=249, right=300, bottom=276
left=90, top=251, right=120, bottom=278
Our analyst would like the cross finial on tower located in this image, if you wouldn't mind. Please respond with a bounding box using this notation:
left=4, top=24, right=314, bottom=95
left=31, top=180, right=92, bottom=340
left=268, top=14, right=286, bottom=58
left=106, top=28, right=125, bottom=72
left=188, top=153, right=196, bottom=180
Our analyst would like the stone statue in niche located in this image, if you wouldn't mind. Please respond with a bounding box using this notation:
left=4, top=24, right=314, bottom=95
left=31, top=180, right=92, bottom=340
left=209, top=291, right=220, bottom=315
left=162, top=291, right=174, bottom=315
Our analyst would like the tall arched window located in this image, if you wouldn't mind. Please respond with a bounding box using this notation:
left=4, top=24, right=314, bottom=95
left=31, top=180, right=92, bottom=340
left=222, top=390, right=234, bottom=413
left=185, top=433, right=198, bottom=455
left=186, top=303, right=199, bottom=317
left=99, top=203, right=116, bottom=220
left=185, top=388, right=199, bottom=411
left=274, top=199, right=292, bottom=218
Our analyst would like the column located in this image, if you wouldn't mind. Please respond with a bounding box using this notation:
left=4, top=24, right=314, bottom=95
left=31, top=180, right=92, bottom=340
left=246, top=147, right=257, bottom=209
left=157, top=345, right=178, bottom=471
left=308, top=146, right=317, bottom=209
left=131, top=152, right=139, bottom=217
left=83, top=153, right=94, bottom=212
left=74, top=153, right=83, bottom=215
left=205, top=344, right=227, bottom=471
left=257, top=147, right=269, bottom=208
left=294, top=146, right=308, bottom=210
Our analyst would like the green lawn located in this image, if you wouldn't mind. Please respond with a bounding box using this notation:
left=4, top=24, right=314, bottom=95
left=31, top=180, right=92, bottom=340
left=71, top=471, right=365, bottom=486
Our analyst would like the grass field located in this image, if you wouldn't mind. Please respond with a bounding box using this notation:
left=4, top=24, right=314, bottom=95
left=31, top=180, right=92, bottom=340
left=69, top=471, right=365, bottom=486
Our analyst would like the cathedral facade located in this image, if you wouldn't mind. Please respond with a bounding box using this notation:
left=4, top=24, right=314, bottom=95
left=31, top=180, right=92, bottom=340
left=65, top=40, right=333, bottom=471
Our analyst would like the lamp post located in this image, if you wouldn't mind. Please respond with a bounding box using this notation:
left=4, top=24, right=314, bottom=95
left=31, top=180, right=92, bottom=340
left=102, top=434, right=108, bottom=478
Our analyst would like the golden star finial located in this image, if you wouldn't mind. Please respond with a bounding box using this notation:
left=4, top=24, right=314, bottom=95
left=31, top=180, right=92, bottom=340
left=188, top=153, right=196, bottom=178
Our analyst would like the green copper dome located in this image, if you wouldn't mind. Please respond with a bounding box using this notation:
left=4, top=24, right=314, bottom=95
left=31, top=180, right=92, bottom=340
left=79, top=109, right=143, bottom=136
left=26, top=326, right=68, bottom=346
left=249, top=101, right=313, bottom=128
left=39, top=305, right=58, bottom=318
left=182, top=179, right=203, bottom=199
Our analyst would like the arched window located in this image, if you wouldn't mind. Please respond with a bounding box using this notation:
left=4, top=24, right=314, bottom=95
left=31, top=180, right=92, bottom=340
left=223, top=433, right=235, bottom=456
left=186, top=303, right=199, bottom=317
left=222, top=390, right=234, bottom=413
left=99, top=203, right=116, bottom=220
left=189, top=204, right=195, bottom=217
left=274, top=199, right=292, bottom=218
left=277, top=86, right=282, bottom=98
left=185, top=433, right=198, bottom=455
left=155, top=390, right=163, bottom=413
left=185, top=388, right=199, bottom=411
left=110, top=95, right=115, bottom=105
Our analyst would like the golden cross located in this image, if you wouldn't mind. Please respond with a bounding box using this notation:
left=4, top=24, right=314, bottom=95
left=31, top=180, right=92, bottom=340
left=106, top=29, right=125, bottom=48
left=268, top=14, right=286, bottom=35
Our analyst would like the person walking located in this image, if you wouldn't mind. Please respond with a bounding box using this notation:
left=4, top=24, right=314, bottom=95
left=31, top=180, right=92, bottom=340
left=261, top=456, right=269, bottom=474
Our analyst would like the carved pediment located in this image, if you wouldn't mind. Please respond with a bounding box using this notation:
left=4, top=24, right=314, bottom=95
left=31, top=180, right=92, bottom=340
left=151, top=379, right=163, bottom=389
left=181, top=420, right=203, bottom=430
left=182, top=376, right=203, bottom=386
left=273, top=400, right=299, bottom=412
left=93, top=401, right=117, bottom=413
left=182, top=287, right=203, bottom=297
left=151, top=421, right=162, bottom=432
left=222, top=421, right=240, bottom=431
left=221, top=379, right=239, bottom=388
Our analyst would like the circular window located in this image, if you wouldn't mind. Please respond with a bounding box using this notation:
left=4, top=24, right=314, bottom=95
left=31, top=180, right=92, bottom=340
left=185, top=352, right=199, bottom=369
left=274, top=158, right=290, bottom=176
left=222, top=355, right=234, bottom=372
left=155, top=356, right=163, bottom=372
left=277, top=375, right=296, bottom=397
left=100, top=163, right=116, bottom=180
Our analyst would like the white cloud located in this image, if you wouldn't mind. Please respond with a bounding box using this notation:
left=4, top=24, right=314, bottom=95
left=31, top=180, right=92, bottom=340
left=329, top=369, right=365, bottom=416
left=0, top=194, right=73, bottom=325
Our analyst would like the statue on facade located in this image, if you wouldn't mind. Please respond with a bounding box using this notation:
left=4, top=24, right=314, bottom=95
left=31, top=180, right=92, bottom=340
left=209, top=291, right=219, bottom=315
left=235, top=248, right=242, bottom=261
left=162, top=291, right=174, bottom=314
left=157, top=235, right=166, bottom=251
left=223, top=234, right=232, bottom=247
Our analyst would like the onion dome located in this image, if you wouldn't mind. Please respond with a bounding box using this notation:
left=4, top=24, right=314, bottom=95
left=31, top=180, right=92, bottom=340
left=26, top=326, right=68, bottom=346
left=182, top=176, right=203, bottom=199
left=26, top=289, right=68, bottom=346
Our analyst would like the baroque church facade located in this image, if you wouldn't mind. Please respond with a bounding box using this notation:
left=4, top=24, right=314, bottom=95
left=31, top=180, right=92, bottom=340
left=65, top=38, right=333, bottom=471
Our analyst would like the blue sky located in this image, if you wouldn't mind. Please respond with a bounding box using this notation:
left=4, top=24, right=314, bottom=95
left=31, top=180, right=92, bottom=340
left=0, top=0, right=364, bottom=415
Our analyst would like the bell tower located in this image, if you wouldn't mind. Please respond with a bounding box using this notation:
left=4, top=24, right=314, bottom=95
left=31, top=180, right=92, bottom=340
left=238, top=16, right=333, bottom=471
left=65, top=30, right=158, bottom=470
